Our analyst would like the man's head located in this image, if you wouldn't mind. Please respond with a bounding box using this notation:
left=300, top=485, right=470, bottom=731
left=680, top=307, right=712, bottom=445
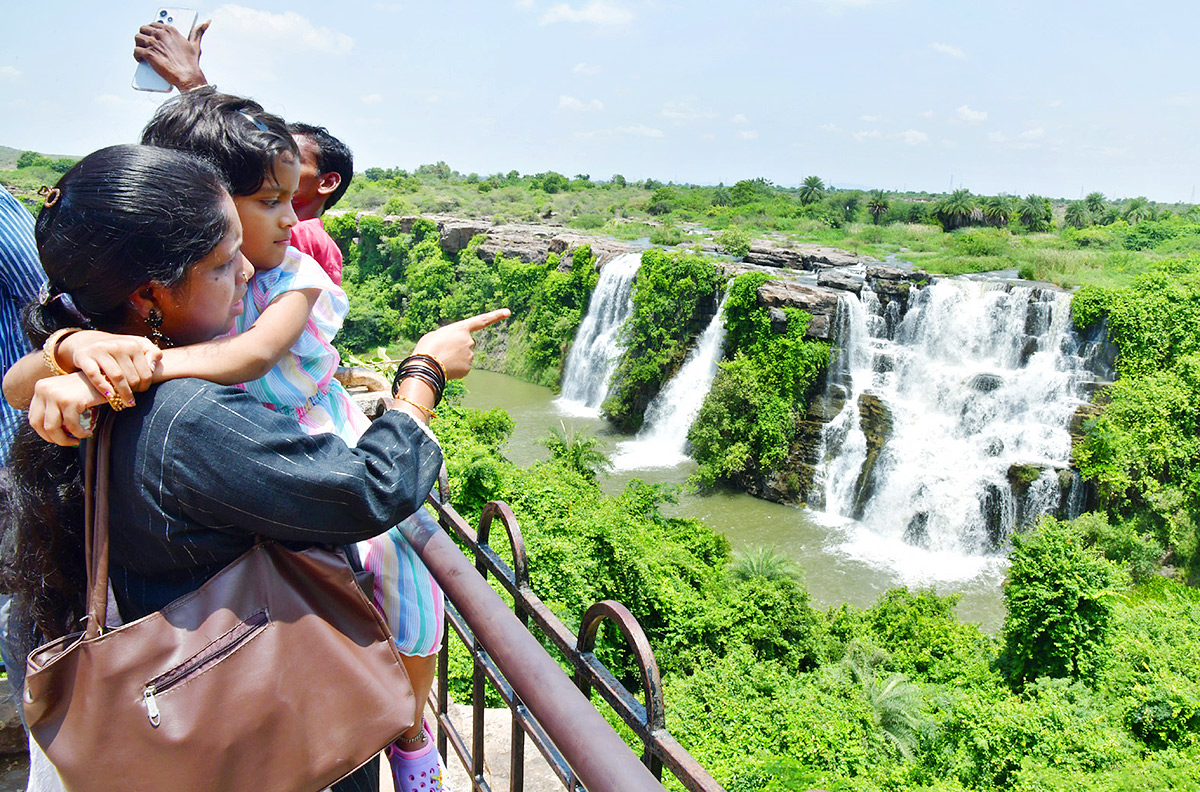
left=287, top=122, right=353, bottom=221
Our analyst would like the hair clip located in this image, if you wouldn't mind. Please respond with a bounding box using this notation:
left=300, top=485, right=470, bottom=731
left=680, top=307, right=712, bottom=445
left=37, top=186, right=61, bottom=207
left=238, top=110, right=269, bottom=132
left=36, top=282, right=53, bottom=306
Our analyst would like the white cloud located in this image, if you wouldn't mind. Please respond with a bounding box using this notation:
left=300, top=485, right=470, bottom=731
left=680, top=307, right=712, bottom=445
left=617, top=124, right=664, bottom=138
left=573, top=62, right=601, bottom=75
left=820, top=123, right=841, bottom=132
left=931, top=42, right=965, bottom=59
left=541, top=1, right=634, bottom=26
left=1018, top=127, right=1045, bottom=140
left=559, top=94, right=604, bottom=111
left=515, top=0, right=534, bottom=7
left=920, top=109, right=935, bottom=118
left=0, top=66, right=21, bottom=82
left=987, top=131, right=1008, bottom=143
left=1044, top=98, right=1063, bottom=108
left=738, top=129, right=759, bottom=140
left=954, top=104, right=987, bottom=123
left=731, top=113, right=749, bottom=125
left=860, top=114, right=880, bottom=122
left=207, top=4, right=353, bottom=81
left=660, top=100, right=715, bottom=122
left=852, top=128, right=928, bottom=145
left=361, top=93, right=384, bottom=104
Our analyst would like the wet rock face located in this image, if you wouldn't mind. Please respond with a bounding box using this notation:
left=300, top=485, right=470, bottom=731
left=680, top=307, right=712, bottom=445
left=392, top=215, right=633, bottom=267
left=754, top=281, right=840, bottom=340
left=850, top=393, right=894, bottom=519
left=817, top=268, right=864, bottom=295
left=865, top=265, right=931, bottom=319
left=967, top=373, right=1005, bottom=393
left=741, top=244, right=868, bottom=271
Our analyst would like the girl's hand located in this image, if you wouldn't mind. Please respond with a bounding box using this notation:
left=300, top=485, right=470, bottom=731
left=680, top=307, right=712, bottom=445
left=412, top=309, right=510, bottom=380
left=27, top=373, right=107, bottom=446
left=58, top=330, right=162, bottom=408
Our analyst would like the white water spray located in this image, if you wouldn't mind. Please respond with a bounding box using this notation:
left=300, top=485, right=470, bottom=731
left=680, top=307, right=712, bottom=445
left=815, top=280, right=1101, bottom=584
left=555, top=252, right=642, bottom=417
left=612, top=295, right=729, bottom=470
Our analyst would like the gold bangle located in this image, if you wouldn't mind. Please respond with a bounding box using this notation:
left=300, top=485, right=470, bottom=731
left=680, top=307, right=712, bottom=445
left=42, top=328, right=82, bottom=376
left=395, top=394, right=436, bottom=420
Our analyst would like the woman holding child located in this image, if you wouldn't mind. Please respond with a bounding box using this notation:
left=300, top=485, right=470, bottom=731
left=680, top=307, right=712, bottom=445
left=2, top=140, right=502, bottom=790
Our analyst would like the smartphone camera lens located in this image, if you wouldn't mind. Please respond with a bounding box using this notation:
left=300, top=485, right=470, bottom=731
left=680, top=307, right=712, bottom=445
left=166, top=16, right=173, bottom=22
left=159, top=9, right=167, bottom=16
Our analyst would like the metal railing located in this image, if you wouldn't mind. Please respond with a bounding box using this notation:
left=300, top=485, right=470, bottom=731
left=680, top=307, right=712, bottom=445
left=394, top=472, right=725, bottom=792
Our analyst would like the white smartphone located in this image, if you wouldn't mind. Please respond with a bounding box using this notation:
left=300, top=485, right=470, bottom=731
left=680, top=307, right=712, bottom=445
left=132, top=7, right=198, bottom=92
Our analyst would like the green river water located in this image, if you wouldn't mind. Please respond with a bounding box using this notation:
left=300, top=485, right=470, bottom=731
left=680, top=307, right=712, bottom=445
left=459, top=369, right=1007, bottom=632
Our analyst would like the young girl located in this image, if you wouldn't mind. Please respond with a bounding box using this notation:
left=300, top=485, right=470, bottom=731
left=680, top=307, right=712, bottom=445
left=5, top=91, right=493, bottom=792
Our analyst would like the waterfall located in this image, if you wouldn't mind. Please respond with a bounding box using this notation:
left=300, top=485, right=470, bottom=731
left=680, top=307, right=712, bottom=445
left=815, top=279, right=1105, bottom=583
left=555, top=252, right=642, bottom=417
left=611, top=294, right=728, bottom=470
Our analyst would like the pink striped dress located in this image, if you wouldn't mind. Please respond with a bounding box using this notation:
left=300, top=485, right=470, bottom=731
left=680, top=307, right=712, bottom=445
left=235, top=247, right=444, bottom=657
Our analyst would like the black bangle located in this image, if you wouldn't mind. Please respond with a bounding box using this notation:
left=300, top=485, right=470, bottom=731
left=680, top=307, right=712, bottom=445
left=392, top=362, right=445, bottom=406
left=405, top=354, right=446, bottom=383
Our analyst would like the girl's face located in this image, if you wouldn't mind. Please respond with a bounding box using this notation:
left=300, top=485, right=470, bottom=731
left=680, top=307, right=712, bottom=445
left=232, top=154, right=301, bottom=272
left=157, top=195, right=251, bottom=346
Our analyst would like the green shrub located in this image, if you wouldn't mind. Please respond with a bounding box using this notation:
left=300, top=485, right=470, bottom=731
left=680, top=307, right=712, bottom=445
left=1002, top=518, right=1126, bottom=688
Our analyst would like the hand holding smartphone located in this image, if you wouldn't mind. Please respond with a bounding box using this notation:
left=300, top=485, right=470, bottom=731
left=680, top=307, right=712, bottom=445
left=132, top=8, right=198, bottom=92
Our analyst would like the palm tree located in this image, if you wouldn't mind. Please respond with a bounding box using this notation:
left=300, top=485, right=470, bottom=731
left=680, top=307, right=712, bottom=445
left=543, top=423, right=612, bottom=482
left=729, top=546, right=802, bottom=583
left=798, top=175, right=825, bottom=205
left=1123, top=196, right=1151, bottom=225
left=866, top=189, right=890, bottom=225
left=844, top=641, right=924, bottom=761
left=1084, top=191, right=1107, bottom=215
left=934, top=188, right=976, bottom=230
left=980, top=195, right=1013, bottom=228
left=1018, top=194, right=1052, bottom=232
left=1063, top=201, right=1091, bottom=229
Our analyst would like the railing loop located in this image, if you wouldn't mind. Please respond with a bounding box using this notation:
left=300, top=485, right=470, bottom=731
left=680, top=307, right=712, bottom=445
left=576, top=600, right=666, bottom=732
left=478, top=500, right=529, bottom=588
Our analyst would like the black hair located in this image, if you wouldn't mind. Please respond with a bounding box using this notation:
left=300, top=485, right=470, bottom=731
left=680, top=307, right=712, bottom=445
left=141, top=86, right=298, bottom=196
left=288, top=122, right=354, bottom=210
left=1, top=144, right=231, bottom=639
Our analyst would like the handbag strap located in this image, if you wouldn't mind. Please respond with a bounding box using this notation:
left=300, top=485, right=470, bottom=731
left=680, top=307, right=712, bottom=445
left=83, top=411, right=114, bottom=640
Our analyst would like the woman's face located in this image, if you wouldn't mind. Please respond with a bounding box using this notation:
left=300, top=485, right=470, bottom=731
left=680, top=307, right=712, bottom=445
left=157, top=195, right=251, bottom=346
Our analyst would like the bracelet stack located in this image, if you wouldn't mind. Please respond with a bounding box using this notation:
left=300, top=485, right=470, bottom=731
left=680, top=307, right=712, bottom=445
left=391, top=353, right=447, bottom=408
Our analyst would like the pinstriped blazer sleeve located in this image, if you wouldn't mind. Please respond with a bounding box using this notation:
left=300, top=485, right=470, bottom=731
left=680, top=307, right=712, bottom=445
left=142, top=379, right=443, bottom=543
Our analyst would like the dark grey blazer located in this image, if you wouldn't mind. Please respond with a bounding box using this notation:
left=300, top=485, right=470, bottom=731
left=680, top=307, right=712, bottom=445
left=101, top=377, right=442, bottom=621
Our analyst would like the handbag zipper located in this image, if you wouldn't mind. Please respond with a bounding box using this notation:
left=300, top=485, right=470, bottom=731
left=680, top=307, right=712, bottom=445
left=142, top=609, right=270, bottom=727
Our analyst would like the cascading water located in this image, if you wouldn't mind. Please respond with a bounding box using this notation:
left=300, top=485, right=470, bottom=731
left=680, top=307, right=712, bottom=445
left=611, top=294, right=728, bottom=470
left=555, top=252, right=642, bottom=417
left=816, top=279, right=1105, bottom=583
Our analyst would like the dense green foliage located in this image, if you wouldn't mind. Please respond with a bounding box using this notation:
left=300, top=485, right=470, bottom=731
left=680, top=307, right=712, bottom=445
left=602, top=249, right=723, bottom=431
left=435, top=395, right=1200, bottom=791
left=1070, top=257, right=1200, bottom=580
left=688, top=272, right=830, bottom=490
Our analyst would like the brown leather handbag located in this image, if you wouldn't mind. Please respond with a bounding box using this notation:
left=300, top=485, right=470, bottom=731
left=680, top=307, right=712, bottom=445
left=23, top=413, right=415, bottom=792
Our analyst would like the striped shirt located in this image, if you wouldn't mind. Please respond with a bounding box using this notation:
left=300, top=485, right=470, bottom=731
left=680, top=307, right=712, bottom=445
left=0, top=188, right=46, bottom=458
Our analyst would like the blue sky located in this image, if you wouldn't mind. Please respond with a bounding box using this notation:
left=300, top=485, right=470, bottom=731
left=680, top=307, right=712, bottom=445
left=3, top=1, right=1197, bottom=201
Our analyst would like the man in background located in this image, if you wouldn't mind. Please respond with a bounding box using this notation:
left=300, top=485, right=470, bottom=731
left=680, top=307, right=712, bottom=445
left=288, top=122, right=353, bottom=285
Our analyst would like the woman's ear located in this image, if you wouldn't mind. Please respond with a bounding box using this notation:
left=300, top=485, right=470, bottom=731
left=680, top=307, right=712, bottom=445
left=126, top=283, right=167, bottom=322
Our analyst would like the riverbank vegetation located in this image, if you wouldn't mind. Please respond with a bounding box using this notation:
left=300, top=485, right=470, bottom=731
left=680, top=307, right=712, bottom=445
left=433, top=391, right=1200, bottom=791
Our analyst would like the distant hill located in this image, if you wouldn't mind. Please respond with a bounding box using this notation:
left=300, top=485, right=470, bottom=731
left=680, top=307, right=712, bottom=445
left=0, top=145, right=80, bottom=170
